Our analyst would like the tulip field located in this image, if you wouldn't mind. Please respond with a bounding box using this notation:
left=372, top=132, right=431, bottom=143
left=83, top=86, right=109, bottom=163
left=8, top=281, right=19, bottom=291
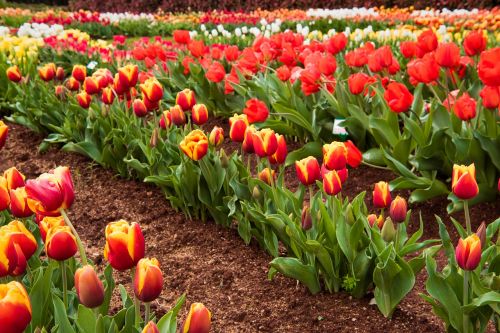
left=0, top=2, right=500, bottom=333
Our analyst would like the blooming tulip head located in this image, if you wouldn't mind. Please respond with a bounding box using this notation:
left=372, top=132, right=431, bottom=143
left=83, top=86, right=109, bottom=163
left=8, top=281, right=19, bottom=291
left=179, top=130, right=209, bottom=161
left=0, top=281, right=32, bottom=333
left=39, top=63, right=56, bottom=81
left=133, top=99, right=148, bottom=117
left=243, top=98, right=269, bottom=124
left=453, top=93, right=476, bottom=121
left=479, top=86, right=500, bottom=110
left=118, top=64, right=139, bottom=89
left=323, top=142, right=347, bottom=170
left=183, top=303, right=211, bottom=333
left=142, top=321, right=160, bottom=333
left=170, top=105, right=186, bottom=126
left=72, top=65, right=87, bottom=82
left=384, top=82, right=413, bottom=113
left=455, top=234, right=481, bottom=271
left=323, top=170, right=342, bottom=196
left=3, top=167, right=25, bottom=191
left=451, top=164, right=479, bottom=200
left=134, top=258, right=164, bottom=303
left=66, top=77, right=80, bottom=91
left=367, top=214, right=384, bottom=229
left=389, top=196, right=407, bottom=223
left=140, top=78, right=163, bottom=103
left=75, top=265, right=105, bottom=308
left=6, top=66, right=22, bottom=83
left=435, top=42, right=460, bottom=68
left=205, top=61, right=225, bottom=83
left=9, top=187, right=33, bottom=218
left=478, top=47, right=500, bottom=87
left=0, top=221, right=37, bottom=276
left=174, top=30, right=191, bottom=44
left=39, top=216, right=65, bottom=242
left=252, top=128, right=278, bottom=158
left=101, top=87, right=115, bottom=105
left=83, top=77, right=100, bottom=95
left=192, top=104, right=209, bottom=125
left=373, top=181, right=392, bottom=209
left=209, top=126, right=224, bottom=147
left=463, top=30, right=486, bottom=57
left=176, top=89, right=196, bottom=111
left=344, top=140, right=362, bottom=168
left=228, top=114, right=248, bottom=142
left=45, top=226, right=77, bottom=261
left=295, top=156, right=321, bottom=186
left=77, top=91, right=92, bottom=109
left=258, top=168, right=276, bottom=186
left=269, top=134, right=287, bottom=165
left=104, top=220, right=145, bottom=271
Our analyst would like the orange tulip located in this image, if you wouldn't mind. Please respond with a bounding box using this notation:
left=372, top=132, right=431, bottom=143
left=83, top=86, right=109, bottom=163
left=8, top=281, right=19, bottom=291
left=3, top=167, right=25, bottom=191
left=75, top=265, right=105, bottom=308
left=142, top=321, right=160, bottom=333
left=228, top=114, right=248, bottom=142
left=295, top=156, right=321, bottom=186
left=9, top=187, right=33, bottom=218
left=0, top=177, right=10, bottom=211
left=134, top=258, right=163, bottom=302
left=258, top=167, right=276, bottom=186
left=451, top=164, right=479, bottom=200
left=269, top=134, right=287, bottom=165
left=252, top=128, right=278, bottom=158
left=176, top=89, right=196, bottom=111
left=104, top=220, right=145, bottom=271
left=170, top=105, right=186, bottom=126
left=101, top=87, right=115, bottom=105
left=344, top=140, right=362, bottom=168
left=38, top=216, right=65, bottom=242
left=0, top=281, right=32, bottom=333
left=373, top=181, right=392, bottom=209
left=159, top=110, right=172, bottom=129
left=6, top=66, right=22, bottom=83
left=367, top=214, right=384, bottom=228
left=179, top=130, right=209, bottom=161
left=183, top=303, right=211, bottom=333
left=209, top=126, right=224, bottom=147
left=389, top=196, right=407, bottom=223
left=39, top=63, right=56, bottom=81
left=66, top=77, right=80, bottom=91
left=72, top=65, right=87, bottom=82
left=323, top=142, right=347, bottom=171
left=77, top=91, right=92, bottom=109
left=0, top=121, right=7, bottom=150
left=140, top=78, right=163, bottom=103
left=455, top=234, right=481, bottom=271
left=118, top=64, right=139, bottom=89
left=192, top=104, right=209, bottom=125
left=323, top=170, right=342, bottom=196
left=45, top=226, right=77, bottom=261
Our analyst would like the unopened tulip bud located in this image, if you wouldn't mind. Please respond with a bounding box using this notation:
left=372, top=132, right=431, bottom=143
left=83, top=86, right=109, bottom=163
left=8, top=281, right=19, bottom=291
left=219, top=149, right=229, bottom=168
left=367, top=214, right=384, bottom=228
left=258, top=168, right=275, bottom=186
left=170, top=105, right=186, bottom=126
left=183, top=303, right=211, bottom=333
left=252, top=186, right=261, bottom=200
left=389, top=196, right=407, bottom=223
left=134, top=258, right=163, bottom=303
left=476, top=222, right=486, bottom=248
left=209, top=126, right=224, bottom=147
left=142, top=321, right=160, bottom=333
left=455, top=234, right=481, bottom=271
left=345, top=203, right=355, bottom=225
left=75, top=265, right=105, bottom=308
left=56, top=67, right=65, bottom=81
left=381, top=217, right=396, bottom=242
left=301, top=205, right=312, bottom=231
left=149, top=128, right=158, bottom=148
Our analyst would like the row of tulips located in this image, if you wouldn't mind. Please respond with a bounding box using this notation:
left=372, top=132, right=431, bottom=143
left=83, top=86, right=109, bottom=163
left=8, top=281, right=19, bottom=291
left=0, top=130, right=211, bottom=332
left=1, top=53, right=498, bottom=330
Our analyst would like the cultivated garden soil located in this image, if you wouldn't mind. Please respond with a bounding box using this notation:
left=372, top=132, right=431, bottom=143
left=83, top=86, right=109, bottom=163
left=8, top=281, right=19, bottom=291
left=2, top=122, right=499, bottom=333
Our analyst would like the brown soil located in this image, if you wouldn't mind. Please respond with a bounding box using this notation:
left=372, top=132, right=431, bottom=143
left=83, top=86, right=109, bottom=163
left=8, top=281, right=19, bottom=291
left=2, top=122, right=499, bottom=333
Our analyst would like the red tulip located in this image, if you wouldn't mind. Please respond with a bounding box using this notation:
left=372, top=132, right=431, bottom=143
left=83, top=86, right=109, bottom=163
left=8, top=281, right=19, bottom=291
left=224, top=45, right=239, bottom=62
left=455, top=234, right=481, bottom=271
left=348, top=73, right=370, bottom=95
left=389, top=196, right=407, bottom=223
left=66, top=77, right=80, bottom=91
left=169, top=105, right=185, bottom=126
left=75, top=265, right=105, bottom=308
left=101, top=87, right=115, bottom=105
left=373, top=181, right=392, bottom=209
left=242, top=126, right=255, bottom=154
left=173, top=30, right=191, bottom=44
left=0, top=281, right=32, bottom=333
left=205, top=61, right=225, bottom=83
left=344, top=140, right=362, bottom=168
left=384, top=82, right=413, bottom=113
left=192, top=104, right=209, bottom=125
left=480, top=86, right=500, bottom=109
left=452, top=164, right=478, bottom=200
left=463, top=30, right=486, bottom=57
left=132, top=99, right=148, bottom=117
left=55, top=67, right=65, bottom=81
left=269, top=134, right=287, bottom=165
left=325, top=33, right=347, bottom=54
left=407, top=54, right=440, bottom=84
left=478, top=47, right=500, bottom=87
left=0, top=220, right=37, bottom=276
left=276, top=65, right=291, bottom=81
left=258, top=167, right=276, bottom=186
left=453, top=93, right=476, bottom=121
left=83, top=77, right=100, bottom=95
left=183, top=303, right=211, bottom=333
left=39, top=63, right=56, bottom=81
left=3, top=167, right=25, bottom=191
left=38, top=216, right=65, bottom=242
left=9, top=187, right=33, bottom=218
left=435, top=42, right=460, bottom=68
left=142, top=322, right=160, bottom=333
left=118, top=64, right=139, bottom=89
left=104, top=220, right=145, bottom=271
left=367, top=214, right=384, bottom=228
left=0, top=177, right=10, bottom=211
left=140, top=78, right=163, bottom=103
left=159, top=110, right=172, bottom=129
left=295, top=156, right=321, bottom=186
left=243, top=98, right=269, bottom=124
left=400, top=41, right=417, bottom=59
left=416, top=30, right=438, bottom=55
left=134, top=258, right=163, bottom=303
left=45, top=226, right=77, bottom=261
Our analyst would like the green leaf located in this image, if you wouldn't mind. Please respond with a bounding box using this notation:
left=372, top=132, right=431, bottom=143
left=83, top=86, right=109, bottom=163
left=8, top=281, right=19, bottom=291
left=269, top=257, right=321, bottom=294
left=157, top=294, right=186, bottom=333
left=53, top=295, right=76, bottom=333
left=285, top=141, right=322, bottom=166
left=463, top=291, right=500, bottom=314
left=76, top=305, right=97, bottom=333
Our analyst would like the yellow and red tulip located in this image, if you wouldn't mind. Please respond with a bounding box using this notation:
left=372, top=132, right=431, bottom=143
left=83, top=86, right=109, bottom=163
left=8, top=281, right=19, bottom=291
left=74, top=265, right=105, bottom=308
left=258, top=167, right=276, bottom=186
left=9, top=187, right=33, bottom=218
left=142, top=321, right=160, bottom=333
left=38, top=215, right=65, bottom=242
left=134, top=258, right=164, bottom=303
left=301, top=205, right=312, bottom=230
left=140, top=78, right=163, bottom=103
left=176, top=89, right=196, bottom=111
left=159, top=110, right=172, bottom=129
left=0, top=281, right=32, bottom=333
left=252, top=128, right=278, bottom=158
left=0, top=221, right=37, bottom=276
left=323, top=170, right=342, bottom=196
left=132, top=99, right=148, bottom=117
left=171, top=105, right=186, bottom=126
left=183, top=302, right=211, bottom=333
left=192, top=104, right=209, bottom=125
left=83, top=77, right=100, bottom=95
left=0, top=236, right=17, bottom=277
left=209, top=126, right=224, bottom=147
left=323, top=142, right=347, bottom=171
left=242, top=126, right=255, bottom=154
left=66, top=77, right=80, bottom=91
left=451, top=164, right=479, bottom=200
left=77, top=91, right=92, bottom=109
left=104, top=220, right=145, bottom=271
left=0, top=177, right=10, bottom=211
left=367, top=213, right=384, bottom=228
left=101, top=87, right=115, bottom=105
left=373, top=181, right=392, bottom=209
left=179, top=130, right=209, bottom=161
left=45, top=226, right=77, bottom=261
left=0, top=120, right=8, bottom=150
left=6, top=66, right=22, bottom=83
left=269, top=134, right=287, bottom=165
left=118, top=64, right=139, bottom=89
left=389, top=196, right=407, bottom=223
left=72, top=65, right=86, bottom=82
left=39, top=63, right=56, bottom=82
left=228, top=114, right=248, bottom=142
left=455, top=234, right=481, bottom=271
left=295, top=156, right=321, bottom=186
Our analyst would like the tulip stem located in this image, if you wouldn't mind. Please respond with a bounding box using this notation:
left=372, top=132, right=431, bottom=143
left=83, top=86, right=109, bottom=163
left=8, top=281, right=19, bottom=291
left=131, top=267, right=141, bottom=327
left=463, top=200, right=472, bottom=235
left=60, top=261, right=68, bottom=308
left=463, top=270, right=470, bottom=333
left=61, top=209, right=88, bottom=265
left=144, top=302, right=150, bottom=323
left=361, top=161, right=391, bottom=170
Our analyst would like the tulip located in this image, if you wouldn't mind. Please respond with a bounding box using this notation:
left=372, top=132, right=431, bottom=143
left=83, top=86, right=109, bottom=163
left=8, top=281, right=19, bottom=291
left=407, top=54, right=440, bottom=84
left=9, top=187, right=33, bottom=218
left=142, top=321, right=160, bottom=333
left=55, top=67, right=64, bottom=81
left=463, top=30, right=486, bottom=57
left=453, top=93, right=476, bottom=121
left=301, top=205, right=312, bottom=231
left=205, top=61, right=225, bottom=83
left=140, top=78, right=163, bottom=103
left=476, top=222, right=486, bottom=248
left=0, top=234, right=17, bottom=277
left=0, top=177, right=10, bottom=211
left=258, top=168, right=276, bottom=186
left=389, top=196, right=407, bottom=223
left=179, top=130, right=209, bottom=161
left=77, top=91, right=92, bottom=109
left=435, top=42, right=460, bottom=68
left=452, top=164, right=478, bottom=200
left=159, top=110, right=172, bottom=129
left=373, top=181, right=392, bottom=209
left=323, top=170, right=342, bottom=196
left=242, top=126, right=255, bottom=154
left=348, top=73, right=370, bottom=95
left=39, top=63, right=56, bottom=81
left=323, top=142, right=347, bottom=170
left=276, top=65, right=291, bottom=81
left=75, top=265, right=105, bottom=308
left=133, top=99, right=148, bottom=117
left=38, top=216, right=65, bottom=242
left=384, top=82, right=413, bottom=113
left=367, top=213, right=384, bottom=228
left=295, top=156, right=321, bottom=186
left=0, top=221, right=37, bottom=275
left=72, top=65, right=87, bottom=82
left=243, top=98, right=269, bottom=124
left=455, top=234, right=481, bottom=271
left=134, top=258, right=163, bottom=303
left=269, top=134, right=287, bottom=165
left=171, top=105, right=186, bottom=126
left=192, top=104, right=209, bottom=125
left=0, top=121, right=7, bottom=150
left=479, top=86, right=500, bottom=109
left=176, top=89, right=196, bottom=111
left=55, top=85, right=65, bottom=99
left=66, top=77, right=80, bottom=91
left=118, top=64, right=139, bottom=89
left=83, top=77, right=100, bottom=95
left=6, top=66, right=22, bottom=83
left=252, top=129, right=278, bottom=158
left=104, top=220, right=145, bottom=271
left=325, top=32, right=347, bottom=54
left=478, top=47, right=500, bottom=87
left=45, top=226, right=77, bottom=261
left=183, top=303, right=211, bottom=333
left=173, top=30, right=191, bottom=44
left=381, top=217, right=396, bottom=242
left=101, top=87, right=115, bottom=105
left=228, top=114, right=248, bottom=142
left=0, top=281, right=32, bottom=333
left=3, top=168, right=23, bottom=192
left=25, top=166, right=74, bottom=214
left=209, top=126, right=224, bottom=147
left=400, top=41, right=417, bottom=59
left=416, top=29, right=438, bottom=55
left=344, top=140, right=362, bottom=168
